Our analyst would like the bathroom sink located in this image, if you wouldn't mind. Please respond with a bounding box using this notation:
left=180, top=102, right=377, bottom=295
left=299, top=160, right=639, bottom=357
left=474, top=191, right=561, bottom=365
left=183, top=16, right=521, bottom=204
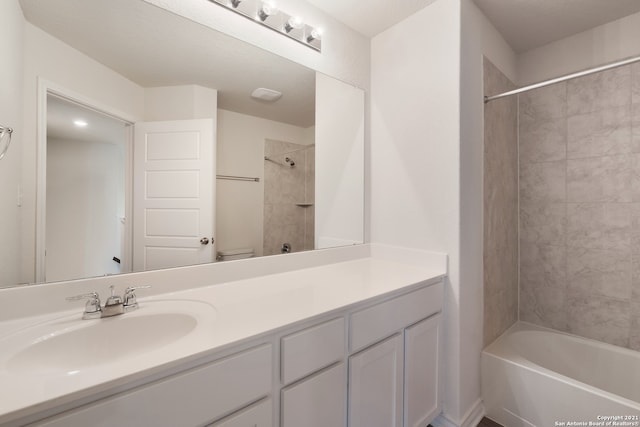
left=0, top=299, right=217, bottom=376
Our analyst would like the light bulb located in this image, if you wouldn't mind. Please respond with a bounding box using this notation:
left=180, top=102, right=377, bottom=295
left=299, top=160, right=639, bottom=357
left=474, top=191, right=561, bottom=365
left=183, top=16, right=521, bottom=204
left=307, top=27, right=323, bottom=43
left=258, top=1, right=278, bottom=21
left=285, top=16, right=304, bottom=33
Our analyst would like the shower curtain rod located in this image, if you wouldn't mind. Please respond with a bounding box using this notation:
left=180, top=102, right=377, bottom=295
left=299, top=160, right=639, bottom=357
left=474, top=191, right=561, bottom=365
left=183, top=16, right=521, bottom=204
left=484, top=54, right=640, bottom=104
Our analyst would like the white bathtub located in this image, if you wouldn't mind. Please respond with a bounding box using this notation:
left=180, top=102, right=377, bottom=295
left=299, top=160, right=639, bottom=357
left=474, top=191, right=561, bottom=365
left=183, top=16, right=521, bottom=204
left=482, top=322, right=640, bottom=426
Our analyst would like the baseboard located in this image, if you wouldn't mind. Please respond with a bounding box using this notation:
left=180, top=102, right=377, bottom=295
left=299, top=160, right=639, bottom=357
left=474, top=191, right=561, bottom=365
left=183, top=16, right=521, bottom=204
left=432, top=399, right=485, bottom=427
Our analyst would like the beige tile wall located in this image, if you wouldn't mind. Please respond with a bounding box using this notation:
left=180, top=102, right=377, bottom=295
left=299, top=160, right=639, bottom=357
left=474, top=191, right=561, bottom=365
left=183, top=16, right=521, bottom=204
left=263, top=140, right=315, bottom=256
left=519, top=63, right=640, bottom=350
left=483, top=59, right=519, bottom=346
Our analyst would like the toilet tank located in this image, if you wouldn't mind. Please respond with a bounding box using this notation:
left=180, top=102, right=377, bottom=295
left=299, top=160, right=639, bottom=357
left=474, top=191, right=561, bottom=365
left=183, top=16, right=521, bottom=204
left=217, top=248, right=255, bottom=261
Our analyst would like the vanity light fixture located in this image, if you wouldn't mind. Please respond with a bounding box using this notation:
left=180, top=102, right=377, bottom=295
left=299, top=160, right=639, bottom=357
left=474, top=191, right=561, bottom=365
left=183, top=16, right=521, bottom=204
left=306, top=27, right=323, bottom=43
left=257, top=1, right=278, bottom=21
left=209, top=0, right=322, bottom=52
left=285, top=16, right=304, bottom=33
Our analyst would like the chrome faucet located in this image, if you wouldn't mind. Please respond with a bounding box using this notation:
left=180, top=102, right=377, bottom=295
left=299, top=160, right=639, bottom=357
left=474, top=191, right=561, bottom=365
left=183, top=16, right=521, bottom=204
left=67, top=285, right=150, bottom=319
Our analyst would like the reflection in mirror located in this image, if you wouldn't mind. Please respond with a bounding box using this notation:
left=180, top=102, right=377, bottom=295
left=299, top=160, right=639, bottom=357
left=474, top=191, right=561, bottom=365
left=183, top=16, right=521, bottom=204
left=5, top=0, right=364, bottom=288
left=46, top=95, right=129, bottom=282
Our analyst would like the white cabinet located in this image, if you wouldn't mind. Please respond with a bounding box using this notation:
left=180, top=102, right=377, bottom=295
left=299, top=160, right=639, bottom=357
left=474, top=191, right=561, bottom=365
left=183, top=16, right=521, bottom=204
left=281, top=363, right=346, bottom=427
left=207, top=398, right=272, bottom=427
left=281, top=317, right=345, bottom=385
left=348, top=334, right=404, bottom=427
left=350, top=285, right=442, bottom=353
left=404, top=315, right=441, bottom=427
left=30, top=345, right=272, bottom=427
left=348, top=284, right=443, bottom=427
left=24, top=280, right=443, bottom=427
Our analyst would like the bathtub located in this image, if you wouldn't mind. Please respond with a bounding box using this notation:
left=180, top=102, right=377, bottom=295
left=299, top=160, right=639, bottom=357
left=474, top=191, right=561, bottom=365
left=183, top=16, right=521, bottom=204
left=482, top=322, right=640, bottom=426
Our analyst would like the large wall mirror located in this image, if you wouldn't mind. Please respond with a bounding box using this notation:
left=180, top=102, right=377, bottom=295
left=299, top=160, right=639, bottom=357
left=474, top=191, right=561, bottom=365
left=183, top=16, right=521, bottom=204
left=7, top=0, right=364, bottom=288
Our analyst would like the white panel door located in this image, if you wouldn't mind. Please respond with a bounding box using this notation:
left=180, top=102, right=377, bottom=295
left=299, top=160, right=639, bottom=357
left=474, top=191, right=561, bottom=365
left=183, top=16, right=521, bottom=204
left=133, top=119, right=215, bottom=271
left=404, top=315, right=441, bottom=427
left=348, top=334, right=403, bottom=427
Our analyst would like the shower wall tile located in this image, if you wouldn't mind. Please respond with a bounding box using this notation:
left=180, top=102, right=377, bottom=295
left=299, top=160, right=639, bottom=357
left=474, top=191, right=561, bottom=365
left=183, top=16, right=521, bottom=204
left=567, top=105, right=632, bottom=159
left=520, top=283, right=567, bottom=331
left=520, top=243, right=566, bottom=288
left=483, top=58, right=519, bottom=346
left=567, top=247, right=631, bottom=300
left=602, top=203, right=633, bottom=250
left=633, top=103, right=640, bottom=152
left=566, top=294, right=631, bottom=348
left=484, top=287, right=518, bottom=346
left=631, top=208, right=640, bottom=301
left=632, top=154, right=640, bottom=202
left=263, top=140, right=314, bottom=257
left=567, top=155, right=632, bottom=203
left=519, top=67, right=639, bottom=351
left=566, top=203, right=632, bottom=251
left=633, top=63, right=640, bottom=105
left=519, top=118, right=566, bottom=163
left=567, top=66, right=631, bottom=116
left=519, top=82, right=566, bottom=125
left=566, top=203, right=603, bottom=249
left=630, top=302, right=640, bottom=351
left=520, top=201, right=566, bottom=246
left=520, top=161, right=566, bottom=204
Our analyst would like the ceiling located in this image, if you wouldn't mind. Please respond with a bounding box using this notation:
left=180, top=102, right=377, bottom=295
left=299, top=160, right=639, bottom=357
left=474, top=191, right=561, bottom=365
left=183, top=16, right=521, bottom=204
left=47, top=96, right=128, bottom=147
left=20, top=0, right=315, bottom=128
left=472, top=0, right=640, bottom=53
left=305, top=0, right=439, bottom=38
left=307, top=0, right=640, bottom=54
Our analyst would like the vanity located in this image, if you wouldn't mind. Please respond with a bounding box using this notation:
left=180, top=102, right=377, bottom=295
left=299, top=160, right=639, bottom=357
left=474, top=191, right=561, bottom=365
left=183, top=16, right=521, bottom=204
left=0, top=245, right=445, bottom=427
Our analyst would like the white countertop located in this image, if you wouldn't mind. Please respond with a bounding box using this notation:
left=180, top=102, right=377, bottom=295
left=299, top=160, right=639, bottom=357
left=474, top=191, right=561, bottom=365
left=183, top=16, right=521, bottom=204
left=0, top=250, right=445, bottom=425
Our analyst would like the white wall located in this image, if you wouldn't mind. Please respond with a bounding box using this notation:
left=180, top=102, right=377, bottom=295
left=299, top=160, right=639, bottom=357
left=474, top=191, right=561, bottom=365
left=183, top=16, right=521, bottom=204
left=0, top=0, right=24, bottom=287
left=141, top=0, right=370, bottom=91
left=145, top=85, right=218, bottom=121
left=216, top=109, right=311, bottom=257
left=518, top=10, right=640, bottom=85
left=459, top=0, right=518, bottom=424
left=315, top=73, right=365, bottom=248
left=46, top=138, right=124, bottom=282
left=466, top=1, right=517, bottom=84
left=21, top=23, right=145, bottom=284
left=370, top=0, right=464, bottom=422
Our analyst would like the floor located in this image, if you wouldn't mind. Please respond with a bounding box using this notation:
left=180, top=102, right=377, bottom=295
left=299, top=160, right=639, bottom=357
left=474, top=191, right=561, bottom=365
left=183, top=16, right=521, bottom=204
left=429, top=417, right=503, bottom=427
left=478, top=417, right=503, bottom=427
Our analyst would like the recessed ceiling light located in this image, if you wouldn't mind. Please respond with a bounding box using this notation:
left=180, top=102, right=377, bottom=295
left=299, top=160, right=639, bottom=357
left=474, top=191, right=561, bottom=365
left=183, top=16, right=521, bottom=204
left=73, top=120, right=88, bottom=127
left=251, top=88, right=282, bottom=102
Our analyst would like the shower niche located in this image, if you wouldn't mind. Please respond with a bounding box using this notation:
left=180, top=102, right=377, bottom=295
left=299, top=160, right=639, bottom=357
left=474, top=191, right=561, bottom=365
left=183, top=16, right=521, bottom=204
left=263, top=139, right=315, bottom=256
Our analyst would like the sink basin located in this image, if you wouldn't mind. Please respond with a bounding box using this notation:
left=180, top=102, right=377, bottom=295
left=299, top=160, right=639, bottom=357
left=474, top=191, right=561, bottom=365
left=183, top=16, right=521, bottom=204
left=0, top=299, right=216, bottom=376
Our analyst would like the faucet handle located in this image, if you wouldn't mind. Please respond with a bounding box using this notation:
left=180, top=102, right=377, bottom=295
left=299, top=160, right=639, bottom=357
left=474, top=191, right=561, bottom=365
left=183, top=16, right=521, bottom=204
left=123, top=285, right=151, bottom=311
left=66, top=292, right=102, bottom=319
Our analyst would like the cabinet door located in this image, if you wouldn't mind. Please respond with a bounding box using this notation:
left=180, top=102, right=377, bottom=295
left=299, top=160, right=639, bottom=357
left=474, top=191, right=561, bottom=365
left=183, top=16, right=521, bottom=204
left=404, top=315, right=440, bottom=427
left=208, top=398, right=272, bottom=427
left=348, top=334, right=403, bottom=427
left=281, top=363, right=346, bottom=427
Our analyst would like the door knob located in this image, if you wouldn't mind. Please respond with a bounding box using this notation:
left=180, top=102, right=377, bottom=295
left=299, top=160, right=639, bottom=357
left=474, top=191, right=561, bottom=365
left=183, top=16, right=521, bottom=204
left=200, top=237, right=210, bottom=245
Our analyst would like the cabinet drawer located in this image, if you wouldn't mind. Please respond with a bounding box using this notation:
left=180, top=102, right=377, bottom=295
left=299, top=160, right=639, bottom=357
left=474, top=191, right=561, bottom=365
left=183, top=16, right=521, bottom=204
left=281, top=363, right=346, bottom=427
left=30, top=344, right=272, bottom=427
left=281, top=317, right=345, bottom=385
left=350, top=283, right=442, bottom=352
left=207, top=398, right=272, bottom=427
